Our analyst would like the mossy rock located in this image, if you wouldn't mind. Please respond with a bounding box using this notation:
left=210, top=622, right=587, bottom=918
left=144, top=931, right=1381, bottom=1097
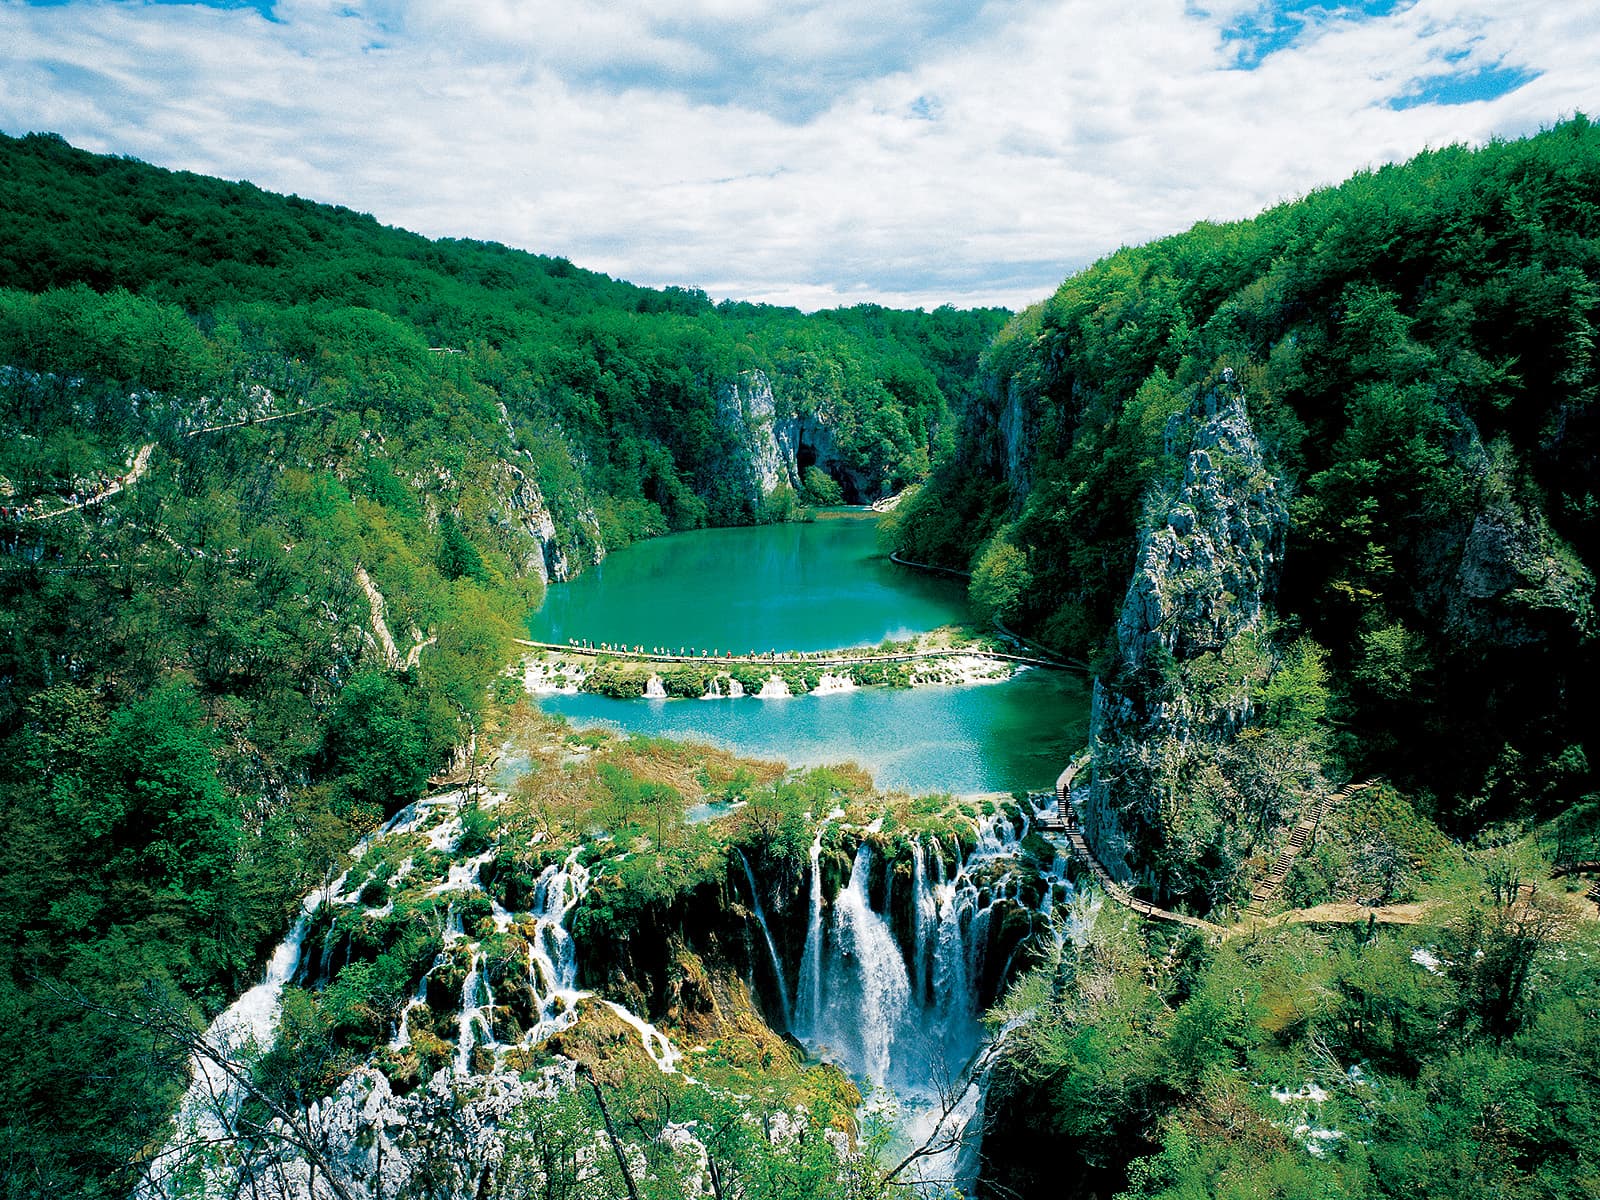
left=375, top=1047, right=424, bottom=1095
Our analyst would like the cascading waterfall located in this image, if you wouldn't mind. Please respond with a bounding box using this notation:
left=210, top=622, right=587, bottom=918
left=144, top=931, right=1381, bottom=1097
left=910, top=839, right=934, bottom=1006
left=786, top=798, right=1077, bottom=1197
left=455, top=953, right=489, bottom=1074
left=523, top=847, right=591, bottom=1039
left=818, top=844, right=913, bottom=1086
left=139, top=799, right=430, bottom=1197
left=797, top=824, right=826, bottom=1039
left=142, top=797, right=682, bottom=1198
left=735, top=849, right=793, bottom=1029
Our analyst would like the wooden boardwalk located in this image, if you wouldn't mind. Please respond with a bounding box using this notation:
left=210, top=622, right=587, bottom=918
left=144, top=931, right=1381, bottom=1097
left=1043, top=759, right=1409, bottom=937
left=887, top=550, right=972, bottom=579
left=514, top=638, right=1068, bottom=671
left=1039, top=820, right=1225, bottom=934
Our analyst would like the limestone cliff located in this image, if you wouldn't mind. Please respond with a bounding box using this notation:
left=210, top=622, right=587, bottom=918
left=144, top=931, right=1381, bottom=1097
left=1084, top=381, right=1290, bottom=898
left=714, top=369, right=888, bottom=507
left=490, top=401, right=605, bottom=583
left=716, top=370, right=803, bottom=502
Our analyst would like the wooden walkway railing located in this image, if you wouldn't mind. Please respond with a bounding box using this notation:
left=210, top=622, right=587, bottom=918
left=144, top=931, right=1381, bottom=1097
left=1037, top=820, right=1224, bottom=935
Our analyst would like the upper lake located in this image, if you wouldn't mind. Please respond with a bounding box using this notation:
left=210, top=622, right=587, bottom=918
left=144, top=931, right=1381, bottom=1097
left=526, top=512, right=966, bottom=653
left=524, top=512, right=1091, bottom=795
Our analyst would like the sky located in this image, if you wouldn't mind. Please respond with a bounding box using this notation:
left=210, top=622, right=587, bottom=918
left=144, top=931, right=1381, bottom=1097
left=1, top=0, right=1596, bottom=311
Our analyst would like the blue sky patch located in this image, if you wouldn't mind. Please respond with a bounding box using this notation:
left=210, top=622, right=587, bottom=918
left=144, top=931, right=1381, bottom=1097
left=1388, top=63, right=1542, bottom=110
left=25, top=0, right=278, bottom=18
left=1211, top=0, right=1412, bottom=69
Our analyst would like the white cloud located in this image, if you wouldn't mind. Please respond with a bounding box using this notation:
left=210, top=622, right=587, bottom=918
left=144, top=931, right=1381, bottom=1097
left=0, top=0, right=1594, bottom=311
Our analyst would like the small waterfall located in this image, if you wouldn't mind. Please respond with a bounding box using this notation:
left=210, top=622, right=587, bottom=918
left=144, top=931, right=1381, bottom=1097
left=598, top=1001, right=683, bottom=1073
left=726, top=677, right=746, bottom=698
left=756, top=674, right=791, bottom=698
left=797, top=826, right=826, bottom=1038
left=702, top=677, right=723, bottom=699
left=644, top=673, right=667, bottom=699
left=735, top=850, right=793, bottom=1029
left=455, top=953, right=488, bottom=1074
left=525, top=848, right=590, bottom=1037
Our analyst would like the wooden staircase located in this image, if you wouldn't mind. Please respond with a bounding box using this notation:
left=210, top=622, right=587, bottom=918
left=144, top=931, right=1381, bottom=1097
left=1248, top=779, right=1378, bottom=914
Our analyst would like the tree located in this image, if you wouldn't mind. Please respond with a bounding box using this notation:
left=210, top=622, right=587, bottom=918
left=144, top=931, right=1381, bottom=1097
left=969, top=537, right=1031, bottom=627
left=317, top=671, right=431, bottom=820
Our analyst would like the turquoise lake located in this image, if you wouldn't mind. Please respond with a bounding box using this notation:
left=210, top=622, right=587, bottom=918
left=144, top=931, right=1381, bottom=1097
left=525, top=512, right=1091, bottom=795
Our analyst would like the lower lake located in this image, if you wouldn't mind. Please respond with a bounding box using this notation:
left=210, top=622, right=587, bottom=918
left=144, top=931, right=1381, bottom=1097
left=524, top=512, right=1091, bottom=795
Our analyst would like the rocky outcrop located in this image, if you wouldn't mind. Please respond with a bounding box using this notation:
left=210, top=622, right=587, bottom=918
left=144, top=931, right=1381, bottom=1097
left=238, top=1064, right=574, bottom=1200
left=489, top=402, right=605, bottom=583
left=490, top=457, right=604, bottom=584
left=715, top=369, right=884, bottom=506
left=716, top=371, right=803, bottom=501
left=1405, top=412, right=1594, bottom=651
left=1084, top=382, right=1290, bottom=894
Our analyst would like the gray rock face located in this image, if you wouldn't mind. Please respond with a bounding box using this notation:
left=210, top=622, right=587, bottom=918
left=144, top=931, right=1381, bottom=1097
left=1114, top=389, right=1287, bottom=671
left=717, top=370, right=803, bottom=501
left=1440, top=503, right=1594, bottom=647
left=1407, top=413, right=1593, bottom=650
left=715, top=369, right=877, bottom=504
left=491, top=401, right=605, bottom=583
left=491, top=458, right=604, bottom=584
left=1084, top=385, right=1289, bottom=887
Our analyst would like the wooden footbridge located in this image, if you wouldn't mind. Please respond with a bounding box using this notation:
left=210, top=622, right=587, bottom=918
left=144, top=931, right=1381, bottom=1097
left=1036, top=758, right=1413, bottom=937
left=1036, top=751, right=1225, bottom=934
left=1552, top=861, right=1600, bottom=911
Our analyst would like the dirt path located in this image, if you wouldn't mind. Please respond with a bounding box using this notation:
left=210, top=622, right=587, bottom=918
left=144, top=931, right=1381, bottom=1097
left=21, top=442, right=154, bottom=522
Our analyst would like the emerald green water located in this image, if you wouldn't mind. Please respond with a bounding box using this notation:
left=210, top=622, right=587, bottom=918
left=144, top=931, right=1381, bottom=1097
left=527, top=513, right=965, bottom=653
left=527, top=512, right=1090, bottom=795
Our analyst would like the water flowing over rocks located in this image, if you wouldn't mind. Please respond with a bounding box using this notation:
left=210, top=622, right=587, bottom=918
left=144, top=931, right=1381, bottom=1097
left=1084, top=382, right=1289, bottom=891
left=145, top=775, right=1073, bottom=1200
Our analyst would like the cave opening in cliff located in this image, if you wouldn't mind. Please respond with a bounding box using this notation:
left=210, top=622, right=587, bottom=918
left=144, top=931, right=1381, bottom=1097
left=795, top=441, right=864, bottom=504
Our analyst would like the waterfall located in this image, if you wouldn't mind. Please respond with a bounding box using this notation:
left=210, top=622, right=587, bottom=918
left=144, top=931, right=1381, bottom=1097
left=756, top=674, right=791, bottom=698
left=644, top=673, right=667, bottom=699
left=524, top=848, right=590, bottom=1037
left=735, top=850, right=793, bottom=1029
left=727, top=677, right=746, bottom=698
left=143, top=802, right=693, bottom=1198
left=820, top=844, right=911, bottom=1086
left=797, top=825, right=826, bottom=1039
left=455, top=953, right=488, bottom=1074
left=910, top=838, right=934, bottom=1006
left=791, top=802, right=1065, bottom=1106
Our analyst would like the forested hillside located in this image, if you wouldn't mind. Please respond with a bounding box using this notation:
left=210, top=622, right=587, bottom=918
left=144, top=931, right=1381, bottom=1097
left=890, top=116, right=1600, bottom=838
left=0, top=129, right=1003, bottom=1196
left=882, top=117, right=1600, bottom=1200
